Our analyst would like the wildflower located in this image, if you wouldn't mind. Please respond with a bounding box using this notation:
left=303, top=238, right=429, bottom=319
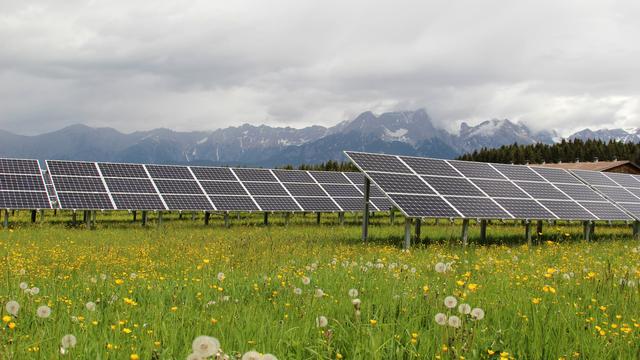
left=467, top=283, right=478, bottom=292
left=448, top=315, right=461, bottom=328
left=86, top=302, right=96, bottom=311
left=302, top=276, right=311, bottom=285
left=532, top=298, right=542, bottom=305
left=115, top=279, right=124, bottom=285
left=242, top=351, right=262, bottom=360
left=293, top=288, right=302, bottom=295
left=369, top=319, right=378, bottom=326
left=316, top=316, right=328, bottom=328
left=8, top=322, right=16, bottom=330
left=130, top=354, right=139, bottom=360
left=19, top=282, right=28, bottom=290
left=192, top=335, right=220, bottom=358
left=36, top=305, right=51, bottom=318
left=352, top=298, right=361, bottom=307
left=217, top=272, right=225, bottom=281
left=2, top=315, right=11, bottom=323
left=434, top=313, right=447, bottom=325
left=129, top=273, right=137, bottom=279
left=100, top=274, right=107, bottom=280
left=435, top=262, right=446, bottom=273
left=444, top=296, right=457, bottom=309
left=315, top=289, right=324, bottom=298
left=470, top=308, right=485, bottom=320
left=263, top=355, right=278, bottom=360
left=458, top=303, right=471, bottom=314
left=348, top=288, right=358, bottom=298
left=61, top=334, right=77, bottom=349
left=5, top=300, right=20, bottom=316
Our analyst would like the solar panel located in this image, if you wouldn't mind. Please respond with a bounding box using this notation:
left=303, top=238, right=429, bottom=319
left=602, top=172, right=640, bottom=188
left=345, top=152, right=412, bottom=173
left=400, top=156, right=460, bottom=177
left=154, top=179, right=204, bottom=195
left=357, top=184, right=386, bottom=197
left=162, top=195, right=214, bottom=210
left=51, top=176, right=107, bottom=192
left=209, top=195, right=259, bottom=211
left=57, top=192, right=113, bottom=210
left=0, top=191, right=51, bottom=209
left=387, top=194, right=459, bottom=217
left=0, top=159, right=41, bottom=174
left=0, top=174, right=46, bottom=191
left=243, top=182, right=288, bottom=196
left=447, top=161, right=505, bottom=179
left=233, top=168, right=277, bottom=182
left=538, top=200, right=596, bottom=220
left=343, top=172, right=365, bottom=184
left=272, top=170, right=314, bottom=183
left=530, top=167, right=582, bottom=184
left=47, top=161, right=100, bottom=177
left=491, top=163, right=545, bottom=182
left=470, top=179, right=529, bottom=198
left=618, top=203, right=640, bottom=217
left=578, top=201, right=632, bottom=220
left=592, top=186, right=640, bottom=203
left=283, top=183, right=326, bottom=197
left=423, top=176, right=484, bottom=196
left=294, top=197, right=340, bottom=211
left=553, top=184, right=605, bottom=201
left=572, top=170, right=618, bottom=187
left=253, top=196, right=301, bottom=211
left=98, top=163, right=148, bottom=178
left=368, top=172, right=434, bottom=194
left=371, top=197, right=395, bottom=211
left=514, top=181, right=569, bottom=200
left=626, top=187, right=640, bottom=199
left=146, top=165, right=194, bottom=179
left=445, top=197, right=510, bottom=218
left=333, top=197, right=366, bottom=211
left=493, top=198, right=556, bottom=219
left=309, top=171, right=350, bottom=184
left=321, top=184, right=362, bottom=197
left=190, top=166, right=236, bottom=181
left=104, top=178, right=157, bottom=194
left=111, top=193, right=166, bottom=210
left=199, top=181, right=248, bottom=195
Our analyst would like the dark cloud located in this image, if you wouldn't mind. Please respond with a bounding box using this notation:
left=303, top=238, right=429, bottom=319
left=0, top=0, right=638, bottom=135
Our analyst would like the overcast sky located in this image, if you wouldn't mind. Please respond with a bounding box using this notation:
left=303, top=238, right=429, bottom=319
left=1, top=0, right=639, bottom=136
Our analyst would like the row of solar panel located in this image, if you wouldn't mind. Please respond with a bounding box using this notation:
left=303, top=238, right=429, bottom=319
left=345, top=151, right=640, bottom=221
left=0, top=158, right=392, bottom=212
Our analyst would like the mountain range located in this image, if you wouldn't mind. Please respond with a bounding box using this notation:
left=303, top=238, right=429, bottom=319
left=0, top=109, right=636, bottom=167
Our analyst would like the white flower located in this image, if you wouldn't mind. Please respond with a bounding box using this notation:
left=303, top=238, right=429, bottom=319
left=30, top=287, right=40, bottom=295
left=563, top=273, right=571, bottom=280
left=444, top=296, right=457, bottom=309
left=100, top=274, right=107, bottom=280
left=85, top=302, right=96, bottom=311
left=470, top=307, right=485, bottom=320
left=61, top=334, right=77, bottom=349
left=448, top=315, right=461, bottom=328
left=242, top=350, right=262, bottom=360
left=90, top=277, right=97, bottom=283
left=5, top=300, right=20, bottom=316
left=302, top=276, right=311, bottom=285
left=348, top=288, right=359, bottom=298
left=434, top=313, right=447, bottom=325
left=186, top=353, right=201, bottom=360
left=445, top=262, right=454, bottom=271
left=37, top=305, right=52, bottom=318
left=434, top=262, right=446, bottom=273
left=23, top=288, right=32, bottom=295
left=410, top=267, right=416, bottom=274
left=458, top=303, right=471, bottom=314
left=351, top=298, right=361, bottom=306
left=19, top=269, right=26, bottom=275
left=293, top=287, right=302, bottom=295
left=217, top=272, right=225, bottom=281
left=263, top=354, right=278, bottom=360
left=192, top=336, right=220, bottom=357
left=316, top=315, right=328, bottom=328
left=19, top=282, right=28, bottom=290
left=314, top=288, right=324, bottom=298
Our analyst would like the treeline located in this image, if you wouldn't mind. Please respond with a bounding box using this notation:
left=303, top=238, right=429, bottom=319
left=279, top=160, right=359, bottom=172
left=458, top=139, right=640, bottom=164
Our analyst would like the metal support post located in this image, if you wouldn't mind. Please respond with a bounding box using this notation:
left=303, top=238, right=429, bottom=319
left=461, top=218, right=469, bottom=246
left=263, top=212, right=269, bottom=226
left=634, top=221, right=640, bottom=238
left=204, top=212, right=210, bottom=225
left=525, top=221, right=532, bottom=246
left=403, top=218, right=411, bottom=250
left=3, top=209, right=8, bottom=229
left=316, top=212, right=321, bottom=225
left=142, top=211, right=148, bottom=226
left=415, top=218, right=421, bottom=243
left=338, top=212, right=345, bottom=225
left=362, top=177, right=371, bottom=242
left=480, top=219, right=487, bottom=243
left=284, top=212, right=290, bottom=226
left=224, top=212, right=230, bottom=228
left=583, top=220, right=591, bottom=241
left=31, top=210, right=37, bottom=223
left=390, top=209, right=395, bottom=225
left=157, top=211, right=163, bottom=227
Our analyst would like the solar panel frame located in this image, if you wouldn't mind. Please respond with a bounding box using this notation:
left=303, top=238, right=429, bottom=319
left=199, top=181, right=248, bottom=196
left=294, top=197, right=341, bottom=211
left=190, top=166, right=237, bottom=181
left=209, top=195, right=260, bottom=211
left=0, top=158, right=42, bottom=175
left=145, top=165, right=195, bottom=180
left=253, top=196, right=302, bottom=211
left=111, top=193, right=166, bottom=210
left=447, top=160, right=506, bottom=180
left=97, top=162, right=148, bottom=178
left=0, top=174, right=47, bottom=192
left=444, top=196, right=512, bottom=219
left=47, top=160, right=100, bottom=177
left=602, top=172, right=640, bottom=188
left=272, top=169, right=315, bottom=183
left=423, top=176, right=485, bottom=196
left=283, top=183, right=327, bottom=197
left=399, top=156, right=461, bottom=177
left=345, top=152, right=412, bottom=173
left=309, top=171, right=351, bottom=184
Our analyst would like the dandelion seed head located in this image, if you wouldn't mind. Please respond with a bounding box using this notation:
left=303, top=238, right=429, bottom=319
left=61, top=334, right=77, bottom=349
left=348, top=288, right=358, bottom=298
left=191, top=336, right=220, bottom=357
left=434, top=313, right=447, bottom=325
left=435, top=262, right=446, bottom=273
left=86, top=301, right=96, bottom=311
left=471, top=307, right=485, bottom=320
left=5, top=300, right=20, bottom=316
left=448, top=315, right=461, bottom=328
left=316, top=315, right=328, bottom=328
left=217, top=272, right=225, bottom=281
left=242, top=350, right=262, bottom=360
left=37, top=305, right=51, bottom=318
left=19, top=282, right=28, bottom=290
left=293, top=288, right=302, bottom=295
left=458, top=303, right=471, bottom=314
left=444, top=296, right=457, bottom=309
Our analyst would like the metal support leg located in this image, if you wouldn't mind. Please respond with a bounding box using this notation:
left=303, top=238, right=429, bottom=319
left=142, top=211, right=148, bottom=226
left=415, top=218, right=421, bottom=243
left=284, top=212, right=290, bottom=226
left=132, top=211, right=137, bottom=222
left=39, top=209, right=44, bottom=223
left=204, top=212, right=210, bottom=225
left=461, top=219, right=469, bottom=246
left=403, top=218, right=411, bottom=250
left=583, top=220, right=591, bottom=241
left=362, top=178, right=371, bottom=242
left=191, top=212, right=196, bottom=221
left=31, top=210, right=37, bottom=223
left=224, top=212, right=230, bottom=228
left=480, top=219, right=487, bottom=243
left=536, top=220, right=543, bottom=242
left=316, top=212, right=321, bottom=225
left=157, top=211, right=163, bottom=227
left=634, top=221, right=640, bottom=238
left=525, top=221, right=532, bottom=246
left=3, top=209, right=8, bottom=229
left=72, top=211, right=77, bottom=226
left=338, top=212, right=345, bottom=225
left=85, top=211, right=91, bottom=230
left=390, top=209, right=395, bottom=225
left=591, top=221, right=595, bottom=239
left=263, top=213, right=269, bottom=226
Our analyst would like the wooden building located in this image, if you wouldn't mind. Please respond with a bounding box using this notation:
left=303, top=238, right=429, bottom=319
left=536, top=160, right=640, bottom=175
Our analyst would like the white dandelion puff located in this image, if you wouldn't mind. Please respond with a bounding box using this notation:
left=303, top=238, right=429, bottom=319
left=129, top=273, right=137, bottom=280
left=301, top=276, right=311, bottom=285
left=30, top=287, right=40, bottom=295
left=217, top=272, right=225, bottom=281
left=36, top=305, right=52, bottom=318
left=293, top=287, right=302, bottom=295
left=458, top=303, right=471, bottom=315
left=186, top=353, right=202, bottom=360
left=263, top=354, right=278, bottom=360
left=314, top=288, right=324, bottom=298
left=316, top=315, right=328, bottom=328
left=242, top=350, right=262, bottom=360
left=5, top=300, right=20, bottom=316
left=61, top=334, right=77, bottom=349
left=351, top=298, right=361, bottom=306
left=85, top=301, right=96, bottom=311
left=100, top=274, right=107, bottom=280
left=90, top=277, right=97, bottom=283
left=448, top=315, right=461, bottom=328
left=470, top=307, right=485, bottom=320
left=434, top=262, right=446, bottom=273
left=348, top=288, right=359, bottom=298
left=434, top=313, right=447, bottom=325
left=19, top=282, right=28, bottom=290
left=444, top=296, right=457, bottom=309
left=192, top=336, right=220, bottom=357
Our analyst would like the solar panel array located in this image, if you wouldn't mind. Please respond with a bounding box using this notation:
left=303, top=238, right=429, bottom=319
left=570, top=170, right=640, bottom=219
left=44, top=160, right=389, bottom=212
left=345, top=151, right=633, bottom=221
left=0, top=158, right=51, bottom=209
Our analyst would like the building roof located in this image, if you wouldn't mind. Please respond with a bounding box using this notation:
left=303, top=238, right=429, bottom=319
left=534, top=160, right=639, bottom=172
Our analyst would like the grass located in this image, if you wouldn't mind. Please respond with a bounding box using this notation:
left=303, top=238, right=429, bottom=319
left=1, top=210, right=639, bottom=359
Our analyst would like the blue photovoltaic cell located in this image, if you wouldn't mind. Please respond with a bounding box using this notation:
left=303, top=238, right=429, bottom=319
left=400, top=156, right=460, bottom=177
left=388, top=194, right=459, bottom=217
left=447, top=161, right=505, bottom=179
left=368, top=172, right=434, bottom=194
left=345, top=152, right=412, bottom=173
